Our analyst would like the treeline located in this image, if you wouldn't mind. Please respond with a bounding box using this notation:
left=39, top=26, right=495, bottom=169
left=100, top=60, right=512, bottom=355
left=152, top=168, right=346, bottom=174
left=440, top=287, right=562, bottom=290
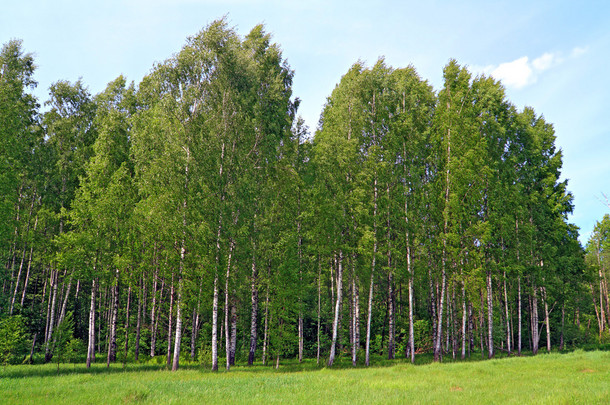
left=0, top=19, right=602, bottom=369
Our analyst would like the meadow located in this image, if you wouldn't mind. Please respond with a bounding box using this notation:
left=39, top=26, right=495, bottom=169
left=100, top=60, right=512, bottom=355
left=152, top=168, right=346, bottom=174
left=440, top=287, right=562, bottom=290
left=1, top=350, right=608, bottom=404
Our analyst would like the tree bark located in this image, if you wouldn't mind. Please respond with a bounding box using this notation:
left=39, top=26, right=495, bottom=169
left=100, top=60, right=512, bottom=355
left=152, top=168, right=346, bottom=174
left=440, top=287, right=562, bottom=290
left=224, top=238, right=235, bottom=371
left=86, top=278, right=97, bottom=368
left=328, top=250, right=343, bottom=367
left=317, top=257, right=322, bottom=366
left=518, top=275, right=522, bottom=356
left=124, top=284, right=131, bottom=367
left=365, top=176, right=378, bottom=367
left=44, top=269, right=58, bottom=362
left=248, top=241, right=258, bottom=365
left=107, top=270, right=119, bottom=366
left=262, top=279, right=270, bottom=366
left=486, top=270, right=494, bottom=359
left=503, top=270, right=511, bottom=355
left=135, top=276, right=143, bottom=362
left=166, top=277, right=174, bottom=368
left=461, top=281, right=467, bottom=360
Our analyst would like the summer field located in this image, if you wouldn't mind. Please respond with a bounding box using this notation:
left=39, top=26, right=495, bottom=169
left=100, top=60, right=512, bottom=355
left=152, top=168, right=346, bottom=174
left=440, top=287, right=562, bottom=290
left=1, top=350, right=608, bottom=404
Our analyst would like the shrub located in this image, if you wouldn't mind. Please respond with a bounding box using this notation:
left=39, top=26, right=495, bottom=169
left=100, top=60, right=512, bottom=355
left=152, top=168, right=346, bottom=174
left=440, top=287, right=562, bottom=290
left=0, top=315, right=29, bottom=365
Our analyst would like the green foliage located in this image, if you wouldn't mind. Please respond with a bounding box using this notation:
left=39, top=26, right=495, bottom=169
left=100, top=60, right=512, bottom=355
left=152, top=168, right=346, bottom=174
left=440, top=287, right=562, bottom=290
left=0, top=316, right=29, bottom=365
left=53, top=312, right=75, bottom=367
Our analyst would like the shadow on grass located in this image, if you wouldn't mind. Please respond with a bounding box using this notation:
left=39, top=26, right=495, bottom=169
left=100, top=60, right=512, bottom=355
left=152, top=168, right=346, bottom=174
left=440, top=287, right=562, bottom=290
left=2, top=345, right=608, bottom=379
left=0, top=361, right=202, bottom=379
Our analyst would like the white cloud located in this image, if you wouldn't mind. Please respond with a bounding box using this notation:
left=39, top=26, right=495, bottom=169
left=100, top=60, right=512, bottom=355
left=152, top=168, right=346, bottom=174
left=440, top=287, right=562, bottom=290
left=479, top=47, right=587, bottom=90
left=571, top=46, right=588, bottom=57
left=491, top=56, right=534, bottom=89
left=532, top=52, right=558, bottom=71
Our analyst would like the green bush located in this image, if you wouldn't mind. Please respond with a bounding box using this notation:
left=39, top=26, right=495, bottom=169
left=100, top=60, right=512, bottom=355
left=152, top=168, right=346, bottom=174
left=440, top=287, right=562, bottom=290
left=0, top=315, right=29, bottom=365
left=413, top=320, right=432, bottom=352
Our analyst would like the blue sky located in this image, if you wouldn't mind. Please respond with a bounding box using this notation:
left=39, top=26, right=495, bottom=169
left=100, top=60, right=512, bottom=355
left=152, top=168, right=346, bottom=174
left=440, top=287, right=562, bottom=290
left=2, top=0, right=609, bottom=243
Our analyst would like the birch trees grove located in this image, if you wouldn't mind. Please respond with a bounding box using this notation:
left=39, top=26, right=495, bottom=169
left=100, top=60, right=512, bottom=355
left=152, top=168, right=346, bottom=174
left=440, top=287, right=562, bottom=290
left=0, top=21, right=601, bottom=369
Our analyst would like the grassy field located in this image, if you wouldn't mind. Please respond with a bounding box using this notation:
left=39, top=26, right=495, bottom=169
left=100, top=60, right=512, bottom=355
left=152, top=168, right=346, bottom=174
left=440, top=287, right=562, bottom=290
left=1, top=350, right=608, bottom=404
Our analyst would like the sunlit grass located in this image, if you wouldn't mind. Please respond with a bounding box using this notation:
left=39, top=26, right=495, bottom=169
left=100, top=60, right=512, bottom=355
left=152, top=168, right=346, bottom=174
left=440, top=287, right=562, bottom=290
left=1, top=350, right=608, bottom=404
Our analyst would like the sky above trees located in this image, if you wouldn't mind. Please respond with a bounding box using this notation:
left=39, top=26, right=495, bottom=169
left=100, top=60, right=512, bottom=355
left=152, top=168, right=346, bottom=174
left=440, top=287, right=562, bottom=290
left=2, top=0, right=609, bottom=242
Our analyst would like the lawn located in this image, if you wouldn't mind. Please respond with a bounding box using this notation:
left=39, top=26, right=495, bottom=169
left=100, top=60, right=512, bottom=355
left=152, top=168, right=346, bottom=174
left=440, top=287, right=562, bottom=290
left=1, top=350, right=608, bottom=404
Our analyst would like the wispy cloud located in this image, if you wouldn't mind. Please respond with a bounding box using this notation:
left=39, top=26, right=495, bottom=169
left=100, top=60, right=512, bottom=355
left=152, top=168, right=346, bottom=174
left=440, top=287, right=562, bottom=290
left=476, top=46, right=586, bottom=89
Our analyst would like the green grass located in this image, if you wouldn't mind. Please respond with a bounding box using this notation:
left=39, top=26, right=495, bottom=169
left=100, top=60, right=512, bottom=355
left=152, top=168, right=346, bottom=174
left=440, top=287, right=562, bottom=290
left=1, top=350, right=608, bottom=404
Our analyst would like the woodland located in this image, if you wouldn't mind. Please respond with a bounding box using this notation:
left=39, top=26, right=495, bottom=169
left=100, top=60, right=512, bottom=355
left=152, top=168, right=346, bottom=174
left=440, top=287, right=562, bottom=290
left=1, top=19, right=609, bottom=372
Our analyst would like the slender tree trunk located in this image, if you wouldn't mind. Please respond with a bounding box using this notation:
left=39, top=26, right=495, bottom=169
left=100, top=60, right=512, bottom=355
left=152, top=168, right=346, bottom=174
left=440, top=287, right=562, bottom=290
left=87, top=278, right=97, bottom=368
left=107, top=271, right=119, bottom=366
left=166, top=277, right=174, bottom=368
left=211, top=271, right=219, bottom=371
left=224, top=238, right=235, bottom=371
left=518, top=275, right=522, bottom=355
left=297, top=220, right=304, bottom=364
left=124, top=284, right=131, bottom=367
left=461, top=281, right=467, bottom=360
left=211, top=209, right=223, bottom=372
left=10, top=242, right=28, bottom=315
left=486, top=270, right=493, bottom=359
left=317, top=257, right=322, bottom=366
left=387, top=192, right=395, bottom=360
left=504, top=271, right=511, bottom=355
left=190, top=285, right=202, bottom=362
left=531, top=282, right=539, bottom=355
left=149, top=252, right=159, bottom=357
left=45, top=270, right=58, bottom=362
left=173, top=154, right=189, bottom=372
left=229, top=300, right=237, bottom=366
left=135, top=277, right=143, bottom=362
left=365, top=176, right=378, bottom=367
left=248, top=241, right=258, bottom=365
left=434, top=267, right=446, bottom=362
left=19, top=234, right=36, bottom=309
left=351, top=256, right=359, bottom=367
left=560, top=303, right=565, bottom=351
left=171, top=274, right=183, bottom=371
left=328, top=250, right=344, bottom=367
left=262, top=281, right=270, bottom=366
left=542, top=286, right=551, bottom=353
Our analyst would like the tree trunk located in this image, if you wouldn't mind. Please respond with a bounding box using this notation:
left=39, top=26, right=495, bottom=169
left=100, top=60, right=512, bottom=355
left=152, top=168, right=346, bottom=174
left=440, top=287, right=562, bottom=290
left=135, top=277, right=143, bottom=362
left=365, top=176, right=378, bottom=367
left=171, top=274, right=183, bottom=371
left=124, top=284, right=131, bottom=367
left=317, top=257, right=322, bottom=366
left=503, top=271, right=511, bottom=355
left=351, top=258, right=359, bottom=367
left=487, top=270, right=494, bottom=359
left=461, top=281, right=467, bottom=360
left=107, top=271, right=119, bottom=366
left=87, top=278, right=97, bottom=368
left=328, top=250, right=343, bottom=367
left=224, top=238, right=235, bottom=371
left=262, top=281, right=270, bottom=366
left=531, top=283, right=539, bottom=355
left=229, top=300, right=237, bottom=366
left=166, top=277, right=174, bottom=368
left=190, top=285, right=202, bottom=362
left=542, top=286, right=551, bottom=353
left=211, top=271, right=219, bottom=371
left=211, top=208, right=223, bottom=372
left=19, top=238, right=36, bottom=310
left=45, top=270, right=58, bottom=362
left=149, top=254, right=159, bottom=357
left=518, top=275, right=522, bottom=356
left=434, top=267, right=446, bottom=362
left=248, top=243, right=258, bottom=365
left=560, top=303, right=565, bottom=351
left=387, top=194, right=395, bottom=360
